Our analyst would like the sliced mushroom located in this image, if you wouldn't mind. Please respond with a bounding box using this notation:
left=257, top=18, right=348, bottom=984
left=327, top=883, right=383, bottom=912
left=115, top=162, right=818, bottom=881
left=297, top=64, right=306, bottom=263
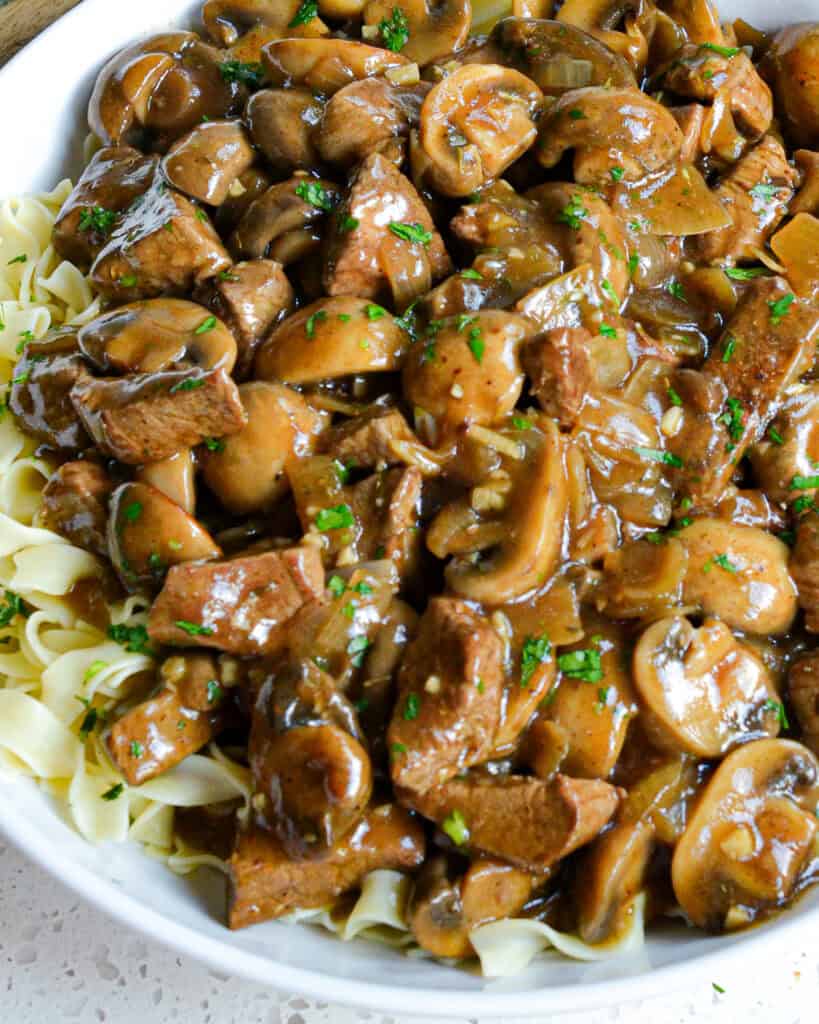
left=600, top=536, right=688, bottom=620
left=577, top=820, right=654, bottom=944
left=203, top=0, right=328, bottom=55
left=760, top=24, right=819, bottom=147
left=536, top=87, right=684, bottom=186
left=107, top=481, right=221, bottom=590
left=262, top=38, right=409, bottom=94
left=677, top=520, right=798, bottom=636
left=409, top=856, right=533, bottom=959
left=161, top=121, right=255, bottom=205
left=78, top=299, right=237, bottom=375
left=254, top=297, right=409, bottom=384
left=199, top=382, right=328, bottom=514
left=88, top=32, right=245, bottom=151
left=363, top=0, right=471, bottom=66
left=136, top=449, right=196, bottom=514
left=633, top=616, right=781, bottom=759
left=246, top=89, right=324, bottom=176
left=556, top=0, right=654, bottom=70
left=671, top=739, right=819, bottom=930
left=658, top=0, right=726, bottom=45
left=444, top=418, right=568, bottom=604
left=419, top=64, right=544, bottom=197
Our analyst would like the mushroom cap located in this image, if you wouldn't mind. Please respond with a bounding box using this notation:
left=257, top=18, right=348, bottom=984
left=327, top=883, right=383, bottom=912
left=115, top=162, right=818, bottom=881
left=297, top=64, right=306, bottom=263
left=577, top=820, right=654, bottom=944
left=362, top=0, right=472, bottom=67
left=760, top=23, right=819, bottom=148
left=202, top=0, right=327, bottom=49
left=246, top=89, right=324, bottom=176
left=419, top=64, right=544, bottom=197
left=671, top=739, right=819, bottom=929
left=79, top=299, right=237, bottom=375
left=262, top=38, right=409, bottom=94
left=161, top=120, right=255, bottom=205
left=633, top=616, right=781, bottom=759
left=254, top=296, right=409, bottom=383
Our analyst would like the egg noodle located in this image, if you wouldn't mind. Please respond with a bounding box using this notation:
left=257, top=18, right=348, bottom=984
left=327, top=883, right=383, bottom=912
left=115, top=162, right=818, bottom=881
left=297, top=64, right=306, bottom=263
left=0, top=175, right=644, bottom=975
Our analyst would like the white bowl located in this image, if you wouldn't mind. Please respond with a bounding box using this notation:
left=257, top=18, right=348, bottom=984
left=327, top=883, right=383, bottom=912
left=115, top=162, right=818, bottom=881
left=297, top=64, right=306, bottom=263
left=2, top=0, right=819, bottom=1015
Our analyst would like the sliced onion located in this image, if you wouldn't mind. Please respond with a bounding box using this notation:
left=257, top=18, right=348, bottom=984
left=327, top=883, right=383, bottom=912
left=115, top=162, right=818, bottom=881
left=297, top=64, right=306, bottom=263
left=536, top=56, right=594, bottom=89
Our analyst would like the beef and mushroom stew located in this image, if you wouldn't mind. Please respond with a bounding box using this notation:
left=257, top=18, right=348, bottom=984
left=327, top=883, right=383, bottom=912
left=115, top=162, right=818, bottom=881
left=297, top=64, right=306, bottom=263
left=5, top=0, right=819, bottom=975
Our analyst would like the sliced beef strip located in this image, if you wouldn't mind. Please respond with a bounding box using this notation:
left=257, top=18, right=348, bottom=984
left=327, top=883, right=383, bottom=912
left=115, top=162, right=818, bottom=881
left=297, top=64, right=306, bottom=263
left=791, top=514, right=819, bottom=633
left=404, top=774, right=621, bottom=872
left=40, top=460, right=113, bottom=557
left=9, top=328, right=92, bottom=451
left=388, top=597, right=504, bottom=792
left=695, top=136, right=798, bottom=265
left=321, top=406, right=416, bottom=469
left=90, top=178, right=231, bottom=301
left=107, top=687, right=223, bottom=786
left=228, top=803, right=425, bottom=928
left=349, top=466, right=423, bottom=579
left=147, top=546, right=324, bottom=655
left=670, top=104, right=706, bottom=164
left=668, top=278, right=819, bottom=507
left=323, top=151, right=451, bottom=302
left=194, top=259, right=295, bottom=379
left=70, top=366, right=247, bottom=465
left=789, top=652, right=819, bottom=755
left=52, top=146, right=158, bottom=269
left=521, top=327, right=594, bottom=428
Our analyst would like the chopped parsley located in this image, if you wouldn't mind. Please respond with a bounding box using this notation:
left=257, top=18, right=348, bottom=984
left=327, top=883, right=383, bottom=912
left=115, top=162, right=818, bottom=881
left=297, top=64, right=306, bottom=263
left=119, top=273, right=137, bottom=287
left=667, top=387, right=683, bottom=407
left=7, top=254, right=27, bottom=265
left=15, top=329, right=34, bottom=353
left=328, top=575, right=346, bottom=598
left=204, top=437, right=225, bottom=452
left=78, top=704, right=99, bottom=740
left=347, top=634, right=371, bottom=667
left=627, top=254, right=639, bottom=277
left=194, top=315, right=217, bottom=335
left=595, top=686, right=611, bottom=713
left=174, top=620, right=214, bottom=637
left=218, top=60, right=265, bottom=87
left=389, top=221, right=432, bottom=247
left=558, top=648, right=603, bottom=683
left=123, top=501, right=142, bottom=523
left=107, top=623, right=153, bottom=655
left=315, top=504, right=354, bottom=531
left=218, top=270, right=239, bottom=282
left=712, top=982, right=726, bottom=995
left=11, top=371, right=29, bottom=385
left=206, top=679, right=223, bottom=704
left=403, top=693, right=420, bottom=720
left=354, top=698, right=369, bottom=714
left=768, top=426, right=784, bottom=445
left=511, top=415, right=532, bottom=430
left=441, top=809, right=469, bottom=846
left=295, top=179, right=335, bottom=212
left=520, top=634, right=551, bottom=688
left=700, top=42, right=740, bottom=58
left=720, top=397, right=745, bottom=443
left=703, top=553, right=738, bottom=573
left=634, top=446, right=683, bottom=468
left=305, top=309, right=327, bottom=338
left=467, top=327, right=484, bottom=364
left=289, top=0, right=319, bottom=27
left=130, top=741, right=144, bottom=758
left=791, top=475, right=819, bottom=491
left=768, top=293, right=795, bottom=325
left=84, top=660, right=108, bottom=682
left=391, top=742, right=407, bottom=757
left=667, top=281, right=686, bottom=301
left=568, top=108, right=586, bottom=120
left=0, top=590, right=26, bottom=628
left=101, top=783, right=124, bottom=801
left=333, top=458, right=352, bottom=485
left=750, top=183, right=779, bottom=204
left=338, top=214, right=359, bottom=234
left=793, top=495, right=816, bottom=515
left=352, top=580, right=373, bottom=596
left=610, top=167, right=625, bottom=182
left=764, top=699, right=789, bottom=729
left=461, top=268, right=483, bottom=280
left=378, top=6, right=410, bottom=52
left=556, top=194, right=587, bottom=230
left=601, top=278, right=619, bottom=306
left=78, top=206, right=116, bottom=235
left=169, top=377, right=204, bottom=393
left=365, top=303, right=387, bottom=320
left=599, top=323, right=617, bottom=339
left=722, top=335, right=737, bottom=362
left=725, top=266, right=767, bottom=281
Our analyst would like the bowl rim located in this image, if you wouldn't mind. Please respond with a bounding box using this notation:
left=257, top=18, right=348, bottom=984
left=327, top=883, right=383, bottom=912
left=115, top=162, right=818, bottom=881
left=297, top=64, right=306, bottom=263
left=2, top=0, right=819, bottom=1016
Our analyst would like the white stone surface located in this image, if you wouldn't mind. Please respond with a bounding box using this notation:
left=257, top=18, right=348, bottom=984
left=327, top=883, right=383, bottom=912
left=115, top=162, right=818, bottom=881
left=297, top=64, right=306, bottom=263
left=0, top=837, right=816, bottom=1023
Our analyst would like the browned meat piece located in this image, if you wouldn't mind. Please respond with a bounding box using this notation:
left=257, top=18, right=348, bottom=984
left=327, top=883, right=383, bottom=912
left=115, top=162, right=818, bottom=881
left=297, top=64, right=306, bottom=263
left=40, top=461, right=113, bottom=557
left=194, top=260, right=294, bottom=378
left=351, top=466, right=423, bottom=579
left=670, top=104, right=706, bottom=164
left=53, top=146, right=158, bottom=269
left=158, top=650, right=232, bottom=711
left=90, top=178, right=231, bottom=301
left=388, top=597, right=504, bottom=792
left=323, top=152, right=451, bottom=303
left=147, top=546, right=324, bottom=655
left=521, top=328, right=594, bottom=428
left=71, top=367, right=247, bottom=465
left=231, top=175, right=341, bottom=265
left=107, top=687, right=223, bottom=786
left=405, top=774, right=621, bottom=872
left=665, top=45, right=772, bottom=140
left=9, top=328, right=91, bottom=451
left=228, top=804, right=425, bottom=929
left=791, top=515, right=819, bottom=633
left=789, top=652, right=819, bottom=754
left=669, top=279, right=819, bottom=506
left=321, top=406, right=416, bottom=469
left=695, top=136, right=798, bottom=265
left=161, top=121, right=255, bottom=205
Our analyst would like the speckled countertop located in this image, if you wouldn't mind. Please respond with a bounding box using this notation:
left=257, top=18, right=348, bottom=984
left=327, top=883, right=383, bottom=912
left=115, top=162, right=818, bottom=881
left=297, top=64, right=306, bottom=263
left=0, top=839, right=816, bottom=1023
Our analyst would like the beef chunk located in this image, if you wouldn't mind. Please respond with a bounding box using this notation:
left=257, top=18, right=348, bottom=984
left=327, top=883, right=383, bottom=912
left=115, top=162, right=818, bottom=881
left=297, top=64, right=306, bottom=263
left=90, top=179, right=230, bottom=300
left=695, top=136, right=798, bottom=265
left=521, top=327, right=594, bottom=428
left=348, top=467, right=423, bottom=581
left=161, top=121, right=255, bottom=205
left=669, top=278, right=819, bottom=506
left=670, top=104, right=706, bottom=164
left=194, top=259, right=294, bottom=378
left=147, top=546, right=324, bottom=655
left=789, top=652, right=819, bottom=755
left=40, top=460, right=113, bottom=557
left=53, top=146, right=158, bottom=269
left=107, top=687, right=223, bottom=785
left=158, top=651, right=233, bottom=711
left=321, top=406, right=416, bottom=469
left=323, top=152, right=451, bottom=302
left=70, top=367, right=247, bottom=464
left=791, top=515, right=819, bottom=633
left=388, top=598, right=504, bottom=792
left=405, top=774, right=621, bottom=871
left=9, top=328, right=92, bottom=451
left=228, top=803, right=425, bottom=929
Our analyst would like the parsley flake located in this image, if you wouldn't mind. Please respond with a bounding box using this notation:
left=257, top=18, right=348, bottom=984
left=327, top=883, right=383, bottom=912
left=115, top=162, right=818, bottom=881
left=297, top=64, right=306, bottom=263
left=218, top=60, right=265, bottom=87
left=725, top=266, right=767, bottom=281
left=403, top=693, right=420, bottom=720
left=768, top=293, right=795, bottom=325
left=467, top=327, right=484, bottom=364
left=441, top=809, right=469, bottom=846
left=634, top=446, right=683, bottom=468
left=174, top=620, right=214, bottom=637
left=295, top=179, right=335, bottom=212
left=378, top=6, right=410, bottom=52
left=101, top=783, right=124, bottom=801
left=289, top=0, right=319, bottom=27
left=521, top=634, right=551, bottom=688
left=169, top=377, right=204, bottom=393
left=78, top=206, right=117, bottom=235
left=305, top=309, right=327, bottom=338
left=763, top=698, right=789, bottom=729
left=556, top=194, right=588, bottom=231
left=700, top=42, right=740, bottom=58
left=194, top=315, right=217, bottom=335
left=558, top=648, right=603, bottom=683
left=389, top=221, right=432, bottom=246
left=107, top=623, right=153, bottom=655
left=206, top=679, right=223, bottom=704
left=315, top=504, right=354, bottom=531
left=599, top=323, right=617, bottom=339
